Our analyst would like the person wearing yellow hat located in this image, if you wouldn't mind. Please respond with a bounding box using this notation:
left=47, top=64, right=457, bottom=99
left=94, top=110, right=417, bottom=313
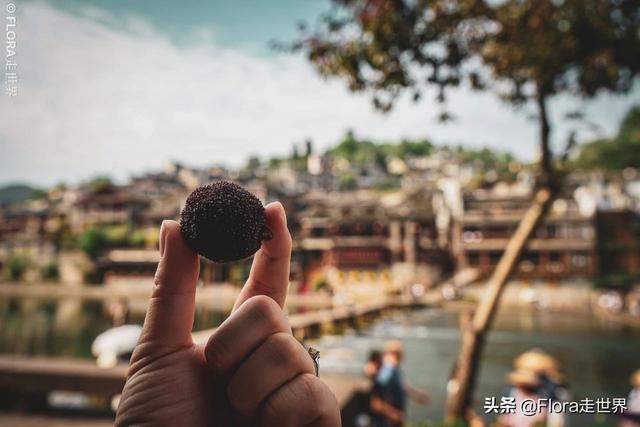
left=514, top=349, right=559, bottom=374
left=511, top=350, right=570, bottom=427
left=497, top=369, right=547, bottom=427
left=514, top=349, right=568, bottom=404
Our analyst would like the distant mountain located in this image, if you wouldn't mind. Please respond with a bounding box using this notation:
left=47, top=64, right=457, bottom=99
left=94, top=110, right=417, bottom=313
left=0, top=184, right=45, bottom=205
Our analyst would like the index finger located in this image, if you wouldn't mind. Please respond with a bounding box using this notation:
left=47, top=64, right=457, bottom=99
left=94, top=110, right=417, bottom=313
left=137, top=220, right=200, bottom=350
left=232, top=202, right=292, bottom=311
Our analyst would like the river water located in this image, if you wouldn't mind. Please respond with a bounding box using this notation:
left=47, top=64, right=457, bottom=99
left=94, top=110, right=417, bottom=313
left=1, top=298, right=639, bottom=425
left=313, top=307, right=640, bottom=426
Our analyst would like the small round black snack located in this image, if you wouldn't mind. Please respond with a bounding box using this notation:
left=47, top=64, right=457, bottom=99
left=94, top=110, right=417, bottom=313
left=179, top=181, right=272, bottom=263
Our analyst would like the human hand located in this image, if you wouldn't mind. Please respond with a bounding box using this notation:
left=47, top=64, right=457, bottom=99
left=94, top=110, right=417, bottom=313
left=115, top=202, right=340, bottom=426
left=406, top=384, right=430, bottom=405
left=415, top=391, right=430, bottom=405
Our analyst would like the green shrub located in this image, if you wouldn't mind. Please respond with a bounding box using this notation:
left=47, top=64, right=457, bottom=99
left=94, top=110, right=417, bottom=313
left=339, top=173, right=358, bottom=190
left=41, top=261, right=59, bottom=281
left=5, top=256, right=29, bottom=281
left=78, top=227, right=108, bottom=259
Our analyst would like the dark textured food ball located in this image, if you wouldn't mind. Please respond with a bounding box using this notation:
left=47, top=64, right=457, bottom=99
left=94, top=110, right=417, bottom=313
left=179, top=181, right=272, bottom=263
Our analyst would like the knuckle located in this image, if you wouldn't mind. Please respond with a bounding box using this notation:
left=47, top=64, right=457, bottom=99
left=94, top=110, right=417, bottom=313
left=245, top=295, right=284, bottom=331
left=259, top=374, right=327, bottom=424
left=264, top=332, right=300, bottom=367
left=152, top=267, right=166, bottom=289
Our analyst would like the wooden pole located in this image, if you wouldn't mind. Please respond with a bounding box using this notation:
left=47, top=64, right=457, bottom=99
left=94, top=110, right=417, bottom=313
left=445, top=187, right=553, bottom=421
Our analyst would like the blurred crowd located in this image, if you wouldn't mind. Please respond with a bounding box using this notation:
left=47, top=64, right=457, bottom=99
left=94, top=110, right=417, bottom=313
left=354, top=345, right=640, bottom=427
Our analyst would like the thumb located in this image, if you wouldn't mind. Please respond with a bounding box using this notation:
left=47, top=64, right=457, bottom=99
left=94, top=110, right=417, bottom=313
left=233, top=202, right=292, bottom=311
left=137, top=220, right=200, bottom=349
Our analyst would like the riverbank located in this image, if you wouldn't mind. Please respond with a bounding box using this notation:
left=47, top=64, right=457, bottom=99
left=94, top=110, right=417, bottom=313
left=461, top=280, right=594, bottom=312
left=460, top=280, right=640, bottom=330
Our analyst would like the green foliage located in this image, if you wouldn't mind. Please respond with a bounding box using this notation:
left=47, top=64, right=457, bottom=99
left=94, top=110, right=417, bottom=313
left=129, top=229, right=147, bottom=248
left=290, top=0, right=640, bottom=182
left=41, top=261, right=59, bottom=281
left=0, top=184, right=45, bottom=206
left=292, top=0, right=640, bottom=109
left=574, top=105, right=640, bottom=171
left=374, top=177, right=401, bottom=191
left=455, top=145, right=521, bottom=180
left=339, top=173, right=358, bottom=190
left=88, top=176, right=114, bottom=193
left=397, top=139, right=434, bottom=157
left=129, top=227, right=158, bottom=248
left=329, top=131, right=518, bottom=178
left=331, top=130, right=361, bottom=159
left=78, top=227, right=109, bottom=259
left=5, top=255, right=29, bottom=281
left=77, top=225, right=159, bottom=256
left=329, top=131, right=436, bottom=170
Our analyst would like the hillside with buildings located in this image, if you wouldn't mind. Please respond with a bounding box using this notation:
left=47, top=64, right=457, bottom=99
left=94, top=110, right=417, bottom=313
left=1, top=116, right=639, bottom=315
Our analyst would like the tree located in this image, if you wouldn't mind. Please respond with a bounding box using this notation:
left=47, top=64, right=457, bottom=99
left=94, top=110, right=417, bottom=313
left=88, top=176, right=114, bottom=193
left=41, top=261, right=60, bottom=281
left=331, top=130, right=361, bottom=159
left=5, top=255, right=29, bottom=281
left=290, top=0, right=640, bottom=421
left=574, top=105, right=640, bottom=171
left=339, top=173, right=359, bottom=190
left=78, top=227, right=108, bottom=260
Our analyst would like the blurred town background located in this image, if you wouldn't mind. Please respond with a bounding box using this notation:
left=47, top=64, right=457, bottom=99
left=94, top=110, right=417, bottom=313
left=3, top=119, right=640, bottom=309
left=1, top=1, right=640, bottom=426
left=2, top=113, right=640, bottom=425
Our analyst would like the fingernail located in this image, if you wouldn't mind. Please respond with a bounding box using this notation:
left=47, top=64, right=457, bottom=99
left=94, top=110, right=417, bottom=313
left=159, top=220, right=168, bottom=257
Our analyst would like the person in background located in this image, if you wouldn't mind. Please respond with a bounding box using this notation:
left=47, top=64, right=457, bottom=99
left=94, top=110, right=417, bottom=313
left=497, top=369, right=547, bottom=427
left=364, top=350, right=383, bottom=380
left=620, top=369, right=640, bottom=427
left=372, top=340, right=429, bottom=427
left=361, top=350, right=390, bottom=427
left=513, top=349, right=568, bottom=427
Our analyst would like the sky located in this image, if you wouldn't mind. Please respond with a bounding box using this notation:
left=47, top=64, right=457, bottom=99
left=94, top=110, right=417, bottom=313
left=0, top=0, right=638, bottom=187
